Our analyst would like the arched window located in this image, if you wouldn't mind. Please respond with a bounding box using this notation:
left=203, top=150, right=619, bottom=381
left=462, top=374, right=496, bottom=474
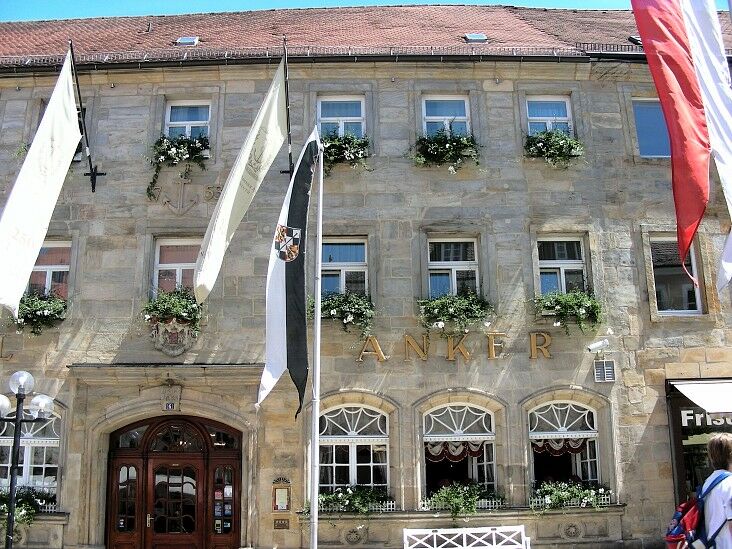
left=528, top=402, right=598, bottom=484
left=422, top=404, right=496, bottom=495
left=0, top=411, right=60, bottom=492
left=319, top=406, right=388, bottom=492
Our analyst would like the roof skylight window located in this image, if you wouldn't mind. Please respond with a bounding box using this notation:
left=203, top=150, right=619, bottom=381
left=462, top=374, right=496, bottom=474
left=464, top=33, right=488, bottom=44
left=175, top=36, right=200, bottom=47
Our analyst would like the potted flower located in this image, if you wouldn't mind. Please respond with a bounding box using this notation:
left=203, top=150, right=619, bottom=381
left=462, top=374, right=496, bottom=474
left=531, top=480, right=612, bottom=511
left=524, top=129, right=584, bottom=168
left=533, top=290, right=602, bottom=335
left=143, top=287, right=202, bottom=356
left=147, top=135, right=210, bottom=200
left=417, top=293, right=493, bottom=337
left=411, top=127, right=480, bottom=173
left=322, top=132, right=370, bottom=175
left=308, top=292, right=375, bottom=340
left=428, top=483, right=482, bottom=522
left=0, top=487, right=57, bottom=540
left=317, top=486, right=391, bottom=516
left=14, top=292, right=67, bottom=335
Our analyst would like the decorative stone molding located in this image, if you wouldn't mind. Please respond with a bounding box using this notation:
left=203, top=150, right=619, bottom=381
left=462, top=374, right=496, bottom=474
left=151, top=319, right=197, bottom=356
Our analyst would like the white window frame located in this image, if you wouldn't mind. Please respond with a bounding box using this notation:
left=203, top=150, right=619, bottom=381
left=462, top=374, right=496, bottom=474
left=427, top=238, right=479, bottom=297
left=153, top=237, right=201, bottom=296
left=0, top=412, right=60, bottom=492
left=164, top=100, right=211, bottom=139
left=422, top=95, right=470, bottom=135
left=317, top=96, right=365, bottom=138
left=322, top=238, right=368, bottom=294
left=319, top=405, right=389, bottom=491
left=423, top=403, right=496, bottom=493
left=632, top=98, right=671, bottom=158
left=528, top=401, right=600, bottom=485
left=537, top=236, right=586, bottom=294
left=30, top=241, right=71, bottom=295
left=650, top=236, right=702, bottom=316
left=526, top=95, right=573, bottom=134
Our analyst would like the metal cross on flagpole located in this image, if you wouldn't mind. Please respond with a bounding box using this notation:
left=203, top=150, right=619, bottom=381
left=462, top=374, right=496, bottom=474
left=68, top=40, right=106, bottom=192
left=308, top=145, right=325, bottom=549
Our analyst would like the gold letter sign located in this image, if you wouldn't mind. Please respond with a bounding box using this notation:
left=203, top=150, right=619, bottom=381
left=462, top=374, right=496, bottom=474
left=529, top=332, right=552, bottom=359
left=357, top=336, right=387, bottom=362
left=404, top=334, right=429, bottom=361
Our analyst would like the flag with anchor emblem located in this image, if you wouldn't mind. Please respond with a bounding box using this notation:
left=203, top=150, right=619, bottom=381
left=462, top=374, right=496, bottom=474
left=194, top=60, right=287, bottom=303
left=258, top=127, right=321, bottom=415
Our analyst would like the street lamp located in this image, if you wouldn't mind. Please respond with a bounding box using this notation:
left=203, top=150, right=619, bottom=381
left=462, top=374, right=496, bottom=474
left=1, top=371, right=54, bottom=549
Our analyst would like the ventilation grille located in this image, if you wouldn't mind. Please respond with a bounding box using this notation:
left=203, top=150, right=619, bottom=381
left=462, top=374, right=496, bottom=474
left=594, top=359, right=615, bottom=383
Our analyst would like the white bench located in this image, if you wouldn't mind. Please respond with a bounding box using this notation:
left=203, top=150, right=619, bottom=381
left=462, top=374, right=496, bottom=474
left=403, top=526, right=531, bottom=549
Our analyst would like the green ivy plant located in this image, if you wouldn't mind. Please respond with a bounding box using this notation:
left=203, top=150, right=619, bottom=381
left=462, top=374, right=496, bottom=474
left=322, top=133, right=370, bottom=175
left=418, top=293, right=493, bottom=338
left=147, top=135, right=210, bottom=199
left=533, top=290, right=601, bottom=335
left=411, top=128, right=480, bottom=173
left=308, top=292, right=375, bottom=340
left=532, top=481, right=612, bottom=511
left=143, top=287, right=203, bottom=333
left=0, top=487, right=57, bottom=532
left=429, top=483, right=482, bottom=522
left=317, top=485, right=389, bottom=516
left=14, top=293, right=67, bottom=335
left=524, top=129, right=584, bottom=168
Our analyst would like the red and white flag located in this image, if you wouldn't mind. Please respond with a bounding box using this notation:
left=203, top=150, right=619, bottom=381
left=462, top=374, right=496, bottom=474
left=631, top=0, right=732, bottom=294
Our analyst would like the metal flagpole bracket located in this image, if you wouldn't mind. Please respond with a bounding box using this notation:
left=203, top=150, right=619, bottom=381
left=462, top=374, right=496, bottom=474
left=68, top=39, right=106, bottom=193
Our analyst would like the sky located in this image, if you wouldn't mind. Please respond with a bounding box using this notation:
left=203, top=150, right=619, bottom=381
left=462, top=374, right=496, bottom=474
left=0, top=0, right=728, bottom=22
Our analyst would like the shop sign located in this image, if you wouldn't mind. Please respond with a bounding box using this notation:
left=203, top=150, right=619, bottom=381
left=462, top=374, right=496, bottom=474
left=680, top=408, right=732, bottom=428
left=355, top=332, right=552, bottom=362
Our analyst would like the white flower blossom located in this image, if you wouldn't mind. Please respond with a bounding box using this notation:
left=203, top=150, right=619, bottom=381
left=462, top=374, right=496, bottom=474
left=144, top=314, right=151, bottom=321
left=330, top=309, right=337, bottom=316
left=436, top=321, right=445, bottom=329
left=483, top=321, right=491, bottom=328
left=447, top=166, right=457, bottom=175
left=553, top=321, right=561, bottom=327
left=578, top=308, right=586, bottom=315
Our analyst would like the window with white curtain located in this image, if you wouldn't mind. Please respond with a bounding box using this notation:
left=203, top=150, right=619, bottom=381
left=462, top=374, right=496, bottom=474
left=526, top=96, right=573, bottom=135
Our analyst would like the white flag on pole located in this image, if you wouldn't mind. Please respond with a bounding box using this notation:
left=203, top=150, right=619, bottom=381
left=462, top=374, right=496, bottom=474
left=0, top=50, right=81, bottom=317
left=194, top=60, right=287, bottom=303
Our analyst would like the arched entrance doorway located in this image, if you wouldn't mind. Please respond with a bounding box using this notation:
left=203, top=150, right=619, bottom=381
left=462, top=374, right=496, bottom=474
left=106, top=416, right=241, bottom=549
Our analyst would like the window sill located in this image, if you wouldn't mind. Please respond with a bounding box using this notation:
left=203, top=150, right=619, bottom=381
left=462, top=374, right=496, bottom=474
left=649, top=310, right=720, bottom=324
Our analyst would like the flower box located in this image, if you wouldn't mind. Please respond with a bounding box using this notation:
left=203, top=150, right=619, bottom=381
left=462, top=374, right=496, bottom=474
left=143, top=288, right=202, bottom=356
left=147, top=135, right=210, bottom=199
left=418, top=293, right=493, bottom=337
left=419, top=497, right=505, bottom=511
left=308, top=292, right=375, bottom=340
left=322, top=133, right=370, bottom=175
left=14, top=293, right=67, bottom=335
left=411, top=129, right=480, bottom=173
left=533, top=290, right=601, bottom=335
left=524, top=129, right=584, bottom=168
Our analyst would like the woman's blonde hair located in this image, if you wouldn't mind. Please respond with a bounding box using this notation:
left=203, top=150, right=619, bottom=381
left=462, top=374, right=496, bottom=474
left=708, top=433, right=732, bottom=470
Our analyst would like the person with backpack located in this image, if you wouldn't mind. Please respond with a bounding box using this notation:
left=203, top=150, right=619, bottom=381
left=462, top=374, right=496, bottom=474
left=701, top=433, right=732, bottom=548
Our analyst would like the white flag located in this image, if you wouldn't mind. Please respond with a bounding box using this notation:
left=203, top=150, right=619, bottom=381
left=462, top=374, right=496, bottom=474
left=0, top=50, right=81, bottom=317
left=194, top=60, right=287, bottom=303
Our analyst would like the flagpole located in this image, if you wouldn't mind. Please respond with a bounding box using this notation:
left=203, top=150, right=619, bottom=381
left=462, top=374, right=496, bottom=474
left=282, top=36, right=295, bottom=176
left=308, top=147, right=324, bottom=549
left=67, top=39, right=105, bottom=192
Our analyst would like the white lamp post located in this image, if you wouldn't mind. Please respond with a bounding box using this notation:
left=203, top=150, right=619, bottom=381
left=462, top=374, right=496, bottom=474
left=1, top=371, right=54, bottom=549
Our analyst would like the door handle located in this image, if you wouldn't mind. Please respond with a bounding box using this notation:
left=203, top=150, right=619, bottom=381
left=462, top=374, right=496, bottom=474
left=146, top=513, right=152, bottom=528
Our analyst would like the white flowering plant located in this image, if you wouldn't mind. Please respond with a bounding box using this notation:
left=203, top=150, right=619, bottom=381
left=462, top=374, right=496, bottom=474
left=411, top=127, right=479, bottom=173
left=533, top=290, right=601, bottom=335
left=308, top=292, right=375, bottom=340
left=322, top=132, right=370, bottom=175
left=147, top=135, right=210, bottom=199
left=532, top=480, right=612, bottom=511
left=524, top=129, right=584, bottom=168
left=143, top=287, right=202, bottom=333
left=317, top=485, right=389, bottom=516
left=0, top=487, right=56, bottom=532
left=15, top=292, right=67, bottom=335
left=417, top=293, right=493, bottom=338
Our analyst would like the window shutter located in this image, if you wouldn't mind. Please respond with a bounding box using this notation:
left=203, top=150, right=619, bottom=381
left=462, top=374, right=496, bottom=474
left=593, top=359, right=615, bottom=383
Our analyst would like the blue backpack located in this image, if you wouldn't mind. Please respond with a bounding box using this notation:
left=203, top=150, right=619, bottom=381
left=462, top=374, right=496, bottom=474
left=666, top=471, right=732, bottom=548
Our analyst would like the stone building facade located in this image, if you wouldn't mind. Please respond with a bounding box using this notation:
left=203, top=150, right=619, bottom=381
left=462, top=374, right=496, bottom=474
left=0, top=5, right=731, bottom=548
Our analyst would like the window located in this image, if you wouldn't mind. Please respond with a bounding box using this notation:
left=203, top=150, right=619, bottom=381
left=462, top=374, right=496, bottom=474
left=165, top=101, right=210, bottom=139
left=0, top=412, right=59, bottom=492
left=632, top=99, right=670, bottom=157
left=319, top=406, right=388, bottom=492
left=650, top=237, right=702, bottom=314
left=529, top=402, right=599, bottom=485
left=29, top=242, right=71, bottom=299
left=428, top=239, right=478, bottom=297
left=154, top=238, right=201, bottom=294
left=423, top=404, right=496, bottom=496
left=322, top=239, right=367, bottom=295
left=526, top=96, right=572, bottom=135
left=422, top=96, right=470, bottom=136
left=537, top=238, right=585, bottom=294
left=317, top=97, right=365, bottom=138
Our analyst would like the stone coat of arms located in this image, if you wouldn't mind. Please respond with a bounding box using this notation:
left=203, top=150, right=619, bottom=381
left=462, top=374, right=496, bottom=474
left=151, top=318, right=197, bottom=357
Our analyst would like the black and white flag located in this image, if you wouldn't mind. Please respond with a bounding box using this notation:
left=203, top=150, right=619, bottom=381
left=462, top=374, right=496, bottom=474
left=258, top=127, right=321, bottom=415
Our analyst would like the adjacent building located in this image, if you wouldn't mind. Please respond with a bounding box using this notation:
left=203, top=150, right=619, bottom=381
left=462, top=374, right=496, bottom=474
left=0, top=5, right=731, bottom=548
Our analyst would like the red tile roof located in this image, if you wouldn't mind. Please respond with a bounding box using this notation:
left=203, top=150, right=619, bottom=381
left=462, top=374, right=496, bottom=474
left=0, top=5, right=730, bottom=68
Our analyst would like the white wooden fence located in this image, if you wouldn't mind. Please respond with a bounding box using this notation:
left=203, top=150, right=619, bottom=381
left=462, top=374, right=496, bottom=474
left=404, top=526, right=531, bottom=549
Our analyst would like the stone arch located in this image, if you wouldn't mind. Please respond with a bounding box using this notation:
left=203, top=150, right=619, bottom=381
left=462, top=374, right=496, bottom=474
left=73, top=385, right=253, bottom=547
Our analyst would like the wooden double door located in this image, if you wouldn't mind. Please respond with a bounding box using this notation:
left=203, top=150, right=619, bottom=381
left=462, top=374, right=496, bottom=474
left=107, top=417, right=241, bottom=549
